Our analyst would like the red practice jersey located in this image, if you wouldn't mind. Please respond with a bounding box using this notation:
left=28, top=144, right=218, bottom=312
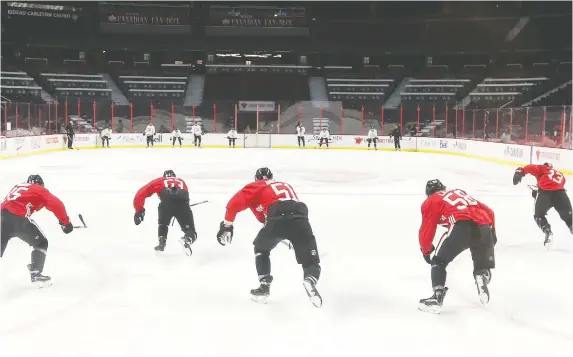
left=1, top=183, right=70, bottom=224
left=225, top=179, right=300, bottom=224
left=522, top=164, right=566, bottom=191
left=133, top=177, right=189, bottom=212
left=419, top=189, right=494, bottom=254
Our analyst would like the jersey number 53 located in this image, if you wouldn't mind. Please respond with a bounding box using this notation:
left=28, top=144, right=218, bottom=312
left=441, top=189, right=478, bottom=210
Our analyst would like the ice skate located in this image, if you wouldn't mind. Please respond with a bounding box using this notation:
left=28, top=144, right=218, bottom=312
left=543, top=229, right=554, bottom=250
left=474, top=270, right=491, bottom=305
left=179, top=233, right=196, bottom=256
left=418, top=287, right=448, bottom=314
left=250, top=275, right=273, bottom=304
left=28, top=264, right=52, bottom=288
left=303, top=276, right=322, bottom=307
left=155, top=236, right=167, bottom=253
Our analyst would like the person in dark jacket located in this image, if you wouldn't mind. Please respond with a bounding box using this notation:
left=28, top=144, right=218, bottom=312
left=65, top=122, right=75, bottom=149
left=389, top=125, right=402, bottom=151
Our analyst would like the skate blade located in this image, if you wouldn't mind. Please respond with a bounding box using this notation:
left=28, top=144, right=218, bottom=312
left=34, top=280, right=52, bottom=289
left=179, top=239, right=193, bottom=256
left=418, top=303, right=441, bottom=314
left=250, top=294, right=269, bottom=304
left=544, top=234, right=554, bottom=250
left=475, top=275, right=490, bottom=305
left=303, top=281, right=323, bottom=308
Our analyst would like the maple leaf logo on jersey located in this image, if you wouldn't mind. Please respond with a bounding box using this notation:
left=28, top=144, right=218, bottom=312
left=354, top=137, right=363, bottom=145
left=256, top=205, right=264, bottom=212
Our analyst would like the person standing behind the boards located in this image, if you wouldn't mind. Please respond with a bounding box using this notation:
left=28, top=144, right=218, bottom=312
left=192, top=123, right=203, bottom=148
left=227, top=127, right=238, bottom=148
left=296, top=123, right=306, bottom=149
left=389, top=125, right=402, bottom=151
left=144, top=122, right=156, bottom=148
left=319, top=128, right=329, bottom=149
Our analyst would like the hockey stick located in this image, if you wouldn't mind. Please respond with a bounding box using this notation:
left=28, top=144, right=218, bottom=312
left=72, top=214, right=87, bottom=229
left=171, top=200, right=209, bottom=226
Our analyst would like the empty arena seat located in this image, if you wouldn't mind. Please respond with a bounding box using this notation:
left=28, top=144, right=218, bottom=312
left=117, top=75, right=188, bottom=102
left=469, top=76, right=547, bottom=107
left=401, top=79, right=470, bottom=103
left=1, top=71, right=43, bottom=103
left=40, top=72, right=112, bottom=100
left=325, top=67, right=394, bottom=104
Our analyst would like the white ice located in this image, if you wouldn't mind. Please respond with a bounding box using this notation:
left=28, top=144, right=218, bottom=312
left=1, top=148, right=572, bottom=357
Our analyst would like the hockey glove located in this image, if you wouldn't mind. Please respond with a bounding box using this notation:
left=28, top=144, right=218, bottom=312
left=531, top=189, right=538, bottom=199
left=513, top=167, right=524, bottom=185
left=422, top=245, right=435, bottom=264
left=134, top=209, right=145, bottom=225
left=216, top=221, right=233, bottom=246
left=60, top=222, right=74, bottom=234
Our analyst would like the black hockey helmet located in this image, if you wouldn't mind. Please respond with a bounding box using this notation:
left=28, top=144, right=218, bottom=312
left=163, top=170, right=176, bottom=178
left=543, top=162, right=553, bottom=167
left=425, top=179, right=446, bottom=197
left=254, top=167, right=273, bottom=181
left=27, top=174, right=44, bottom=186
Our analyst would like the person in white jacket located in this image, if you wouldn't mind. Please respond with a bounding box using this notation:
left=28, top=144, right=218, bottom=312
left=367, top=126, right=378, bottom=150
left=144, top=122, right=156, bottom=148
left=319, top=127, right=329, bottom=149
left=192, top=123, right=203, bottom=148
left=101, top=127, right=111, bottom=148
left=296, top=123, right=306, bottom=149
left=172, top=128, right=182, bottom=148
left=227, top=127, right=238, bottom=148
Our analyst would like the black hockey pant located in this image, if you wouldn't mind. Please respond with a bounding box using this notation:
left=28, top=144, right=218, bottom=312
left=157, top=189, right=196, bottom=241
left=1, top=210, right=49, bottom=273
left=393, top=138, right=400, bottom=149
left=146, top=135, right=154, bottom=147
left=67, top=134, right=74, bottom=148
left=298, top=136, right=305, bottom=147
left=431, top=220, right=495, bottom=288
left=367, top=138, right=377, bottom=148
left=319, top=138, right=329, bottom=147
left=102, top=136, right=110, bottom=147
left=253, top=201, right=321, bottom=281
left=194, top=135, right=202, bottom=147
left=534, top=189, right=572, bottom=232
left=172, top=137, right=182, bottom=146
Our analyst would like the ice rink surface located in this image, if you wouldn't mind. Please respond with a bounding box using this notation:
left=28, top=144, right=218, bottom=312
left=1, top=148, right=572, bottom=357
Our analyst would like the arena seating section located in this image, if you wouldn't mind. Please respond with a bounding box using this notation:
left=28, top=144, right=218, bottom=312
left=1, top=70, right=43, bottom=104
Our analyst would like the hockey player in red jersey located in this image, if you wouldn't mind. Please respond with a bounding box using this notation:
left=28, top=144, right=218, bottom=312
left=418, top=179, right=496, bottom=313
left=1, top=175, right=74, bottom=287
left=133, top=170, right=197, bottom=255
left=216, top=167, right=322, bottom=307
left=513, top=162, right=572, bottom=248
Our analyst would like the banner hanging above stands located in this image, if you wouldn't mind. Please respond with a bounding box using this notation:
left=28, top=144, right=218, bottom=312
left=98, top=3, right=192, bottom=34
left=238, top=101, right=275, bottom=112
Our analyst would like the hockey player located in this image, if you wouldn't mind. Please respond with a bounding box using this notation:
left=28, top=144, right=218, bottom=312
left=296, top=123, right=306, bottom=149
left=418, top=179, right=496, bottom=313
left=318, top=127, right=329, bottom=149
left=227, top=127, right=238, bottom=148
left=172, top=128, right=183, bottom=148
left=389, top=125, right=402, bottom=151
left=133, top=170, right=197, bottom=255
left=101, top=126, right=111, bottom=148
left=1, top=175, right=74, bottom=287
left=144, top=122, right=156, bottom=148
left=192, top=123, right=203, bottom=148
left=216, top=167, right=323, bottom=307
left=367, top=126, right=378, bottom=150
left=513, top=162, right=572, bottom=248
left=65, top=121, right=75, bottom=149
